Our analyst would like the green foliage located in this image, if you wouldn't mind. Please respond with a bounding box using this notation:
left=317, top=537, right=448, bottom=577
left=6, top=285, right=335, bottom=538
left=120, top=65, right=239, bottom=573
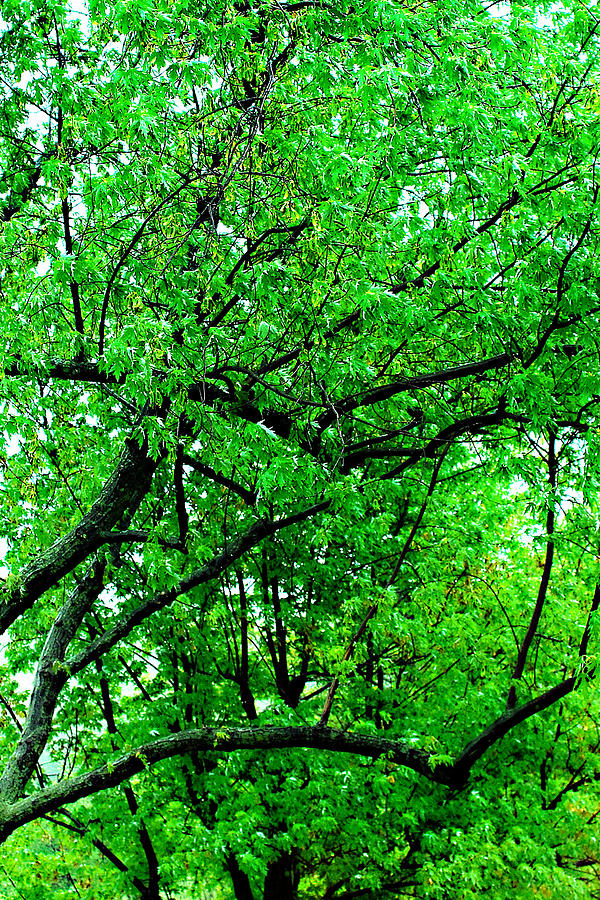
left=3, top=0, right=600, bottom=897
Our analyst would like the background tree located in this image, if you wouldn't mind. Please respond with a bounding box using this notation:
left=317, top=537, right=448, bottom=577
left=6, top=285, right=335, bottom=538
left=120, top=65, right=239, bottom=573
left=2, top=0, right=600, bottom=896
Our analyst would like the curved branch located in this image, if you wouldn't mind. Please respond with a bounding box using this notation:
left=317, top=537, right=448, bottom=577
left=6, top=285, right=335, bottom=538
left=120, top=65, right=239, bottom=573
left=450, top=677, right=577, bottom=785
left=0, top=670, right=583, bottom=845
left=0, top=725, right=436, bottom=842
left=0, top=673, right=585, bottom=844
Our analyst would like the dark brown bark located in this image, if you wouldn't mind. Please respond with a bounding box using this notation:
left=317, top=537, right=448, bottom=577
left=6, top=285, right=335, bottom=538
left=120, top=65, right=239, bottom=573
left=0, top=678, right=584, bottom=845
left=507, top=431, right=557, bottom=709
left=0, top=437, right=158, bottom=634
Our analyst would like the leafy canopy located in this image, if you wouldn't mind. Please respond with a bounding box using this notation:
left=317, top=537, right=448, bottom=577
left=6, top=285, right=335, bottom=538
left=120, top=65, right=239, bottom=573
left=1, top=0, right=600, bottom=897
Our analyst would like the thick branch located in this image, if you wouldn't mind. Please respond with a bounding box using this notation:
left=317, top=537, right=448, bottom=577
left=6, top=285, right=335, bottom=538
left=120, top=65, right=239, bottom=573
left=0, top=726, right=436, bottom=841
left=0, top=438, right=158, bottom=634
left=0, top=561, right=106, bottom=803
left=0, top=670, right=582, bottom=845
left=0, top=671, right=584, bottom=843
left=450, top=677, right=577, bottom=784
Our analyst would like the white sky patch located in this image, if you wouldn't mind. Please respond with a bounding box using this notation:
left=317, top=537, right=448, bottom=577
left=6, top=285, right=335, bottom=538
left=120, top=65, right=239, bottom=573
left=67, top=0, right=91, bottom=36
left=5, top=433, right=20, bottom=458
left=36, top=258, right=51, bottom=277
left=0, top=538, right=7, bottom=579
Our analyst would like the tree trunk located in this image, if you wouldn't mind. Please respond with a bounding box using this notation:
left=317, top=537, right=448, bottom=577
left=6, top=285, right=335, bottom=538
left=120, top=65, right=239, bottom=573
left=263, top=852, right=299, bottom=900
left=226, top=853, right=255, bottom=900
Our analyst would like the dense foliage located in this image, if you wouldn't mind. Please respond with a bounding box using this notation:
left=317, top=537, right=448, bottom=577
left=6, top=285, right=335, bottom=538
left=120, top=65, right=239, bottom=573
left=2, top=0, right=600, bottom=896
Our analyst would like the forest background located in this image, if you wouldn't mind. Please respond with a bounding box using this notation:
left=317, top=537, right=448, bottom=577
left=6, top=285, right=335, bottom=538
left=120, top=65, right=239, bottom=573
left=1, top=0, right=600, bottom=896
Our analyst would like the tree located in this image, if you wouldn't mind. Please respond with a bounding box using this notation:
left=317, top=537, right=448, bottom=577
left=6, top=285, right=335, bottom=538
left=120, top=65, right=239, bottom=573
left=2, top=0, right=600, bottom=895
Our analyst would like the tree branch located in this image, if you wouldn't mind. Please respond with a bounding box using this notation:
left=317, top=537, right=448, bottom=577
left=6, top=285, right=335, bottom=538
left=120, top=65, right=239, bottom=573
left=450, top=677, right=577, bottom=785
left=0, top=560, right=106, bottom=804
left=0, top=725, right=437, bottom=842
left=183, top=456, right=257, bottom=506
left=507, top=430, right=556, bottom=709
left=314, top=354, right=512, bottom=434
left=0, top=438, right=158, bottom=635
left=66, top=501, right=330, bottom=675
